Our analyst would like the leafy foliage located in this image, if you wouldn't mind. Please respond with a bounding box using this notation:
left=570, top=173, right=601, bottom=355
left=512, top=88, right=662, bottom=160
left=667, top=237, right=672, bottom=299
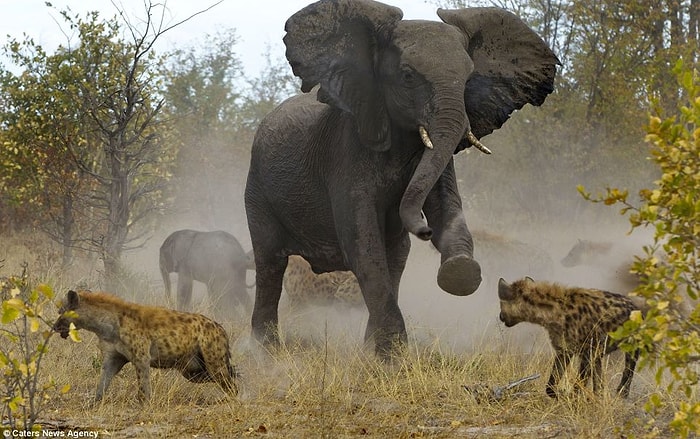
left=1, top=5, right=179, bottom=290
left=0, top=271, right=69, bottom=430
left=160, top=35, right=296, bottom=230
left=581, top=63, right=700, bottom=438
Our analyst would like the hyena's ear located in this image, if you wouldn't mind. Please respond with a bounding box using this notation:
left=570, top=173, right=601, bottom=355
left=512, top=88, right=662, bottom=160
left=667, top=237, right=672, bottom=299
left=524, top=276, right=535, bottom=283
left=498, top=278, right=515, bottom=301
left=66, top=290, right=80, bottom=309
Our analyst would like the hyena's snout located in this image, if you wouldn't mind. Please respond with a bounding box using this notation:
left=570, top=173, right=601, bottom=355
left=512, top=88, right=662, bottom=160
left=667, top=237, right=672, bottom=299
left=52, top=315, right=72, bottom=339
left=499, top=312, right=517, bottom=327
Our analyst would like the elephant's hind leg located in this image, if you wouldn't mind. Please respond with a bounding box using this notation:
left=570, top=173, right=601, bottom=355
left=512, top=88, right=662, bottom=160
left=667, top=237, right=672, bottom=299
left=251, top=256, right=286, bottom=346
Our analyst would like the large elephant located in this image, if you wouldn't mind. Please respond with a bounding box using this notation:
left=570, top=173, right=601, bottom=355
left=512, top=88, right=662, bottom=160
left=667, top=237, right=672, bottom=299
left=245, top=0, right=559, bottom=356
left=159, top=230, right=252, bottom=315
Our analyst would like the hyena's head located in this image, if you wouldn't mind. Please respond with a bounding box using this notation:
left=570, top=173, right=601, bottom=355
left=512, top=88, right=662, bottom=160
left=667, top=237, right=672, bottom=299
left=53, top=290, right=82, bottom=338
left=497, top=277, right=538, bottom=327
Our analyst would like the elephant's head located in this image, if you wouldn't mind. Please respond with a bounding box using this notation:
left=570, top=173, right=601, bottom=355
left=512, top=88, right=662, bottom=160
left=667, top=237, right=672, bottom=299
left=284, top=0, right=559, bottom=239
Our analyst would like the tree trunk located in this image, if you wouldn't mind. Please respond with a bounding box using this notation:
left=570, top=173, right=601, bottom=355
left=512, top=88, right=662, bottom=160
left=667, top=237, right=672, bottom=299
left=61, top=192, right=74, bottom=268
left=103, top=138, right=129, bottom=293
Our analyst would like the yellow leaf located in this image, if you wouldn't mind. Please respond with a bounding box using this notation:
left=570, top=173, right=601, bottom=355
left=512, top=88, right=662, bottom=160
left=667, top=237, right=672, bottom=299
left=8, top=395, right=24, bottom=412
left=4, top=297, right=24, bottom=310
left=29, top=317, right=40, bottom=333
left=630, top=310, right=643, bottom=323
left=37, top=284, right=53, bottom=299
left=450, top=420, right=462, bottom=427
left=657, top=301, right=669, bottom=310
left=68, top=323, right=81, bottom=343
left=60, top=384, right=71, bottom=394
left=2, top=306, right=21, bottom=324
left=650, top=190, right=662, bottom=203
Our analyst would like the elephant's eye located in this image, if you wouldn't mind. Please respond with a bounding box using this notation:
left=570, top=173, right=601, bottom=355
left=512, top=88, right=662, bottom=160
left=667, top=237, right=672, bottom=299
left=400, top=67, right=418, bottom=87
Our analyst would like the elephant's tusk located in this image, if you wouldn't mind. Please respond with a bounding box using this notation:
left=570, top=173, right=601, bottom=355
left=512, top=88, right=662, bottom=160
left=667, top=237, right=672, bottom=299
left=466, top=131, right=492, bottom=155
left=419, top=126, right=434, bottom=149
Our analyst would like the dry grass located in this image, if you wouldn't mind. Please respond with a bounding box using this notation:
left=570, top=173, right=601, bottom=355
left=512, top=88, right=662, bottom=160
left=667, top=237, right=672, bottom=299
left=0, top=232, right=680, bottom=438
left=36, top=314, right=667, bottom=438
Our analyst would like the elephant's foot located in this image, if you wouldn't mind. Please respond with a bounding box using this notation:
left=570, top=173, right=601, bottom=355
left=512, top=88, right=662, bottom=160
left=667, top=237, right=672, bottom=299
left=365, top=321, right=407, bottom=361
left=437, top=255, right=481, bottom=296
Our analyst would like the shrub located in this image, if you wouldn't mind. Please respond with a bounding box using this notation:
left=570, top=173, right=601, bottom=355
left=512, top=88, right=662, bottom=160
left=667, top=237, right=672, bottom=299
left=0, top=269, right=70, bottom=430
left=581, top=62, right=699, bottom=437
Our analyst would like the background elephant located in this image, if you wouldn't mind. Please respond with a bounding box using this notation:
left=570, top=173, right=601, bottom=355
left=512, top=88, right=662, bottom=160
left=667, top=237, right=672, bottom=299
left=245, top=0, right=558, bottom=356
left=159, top=229, right=252, bottom=315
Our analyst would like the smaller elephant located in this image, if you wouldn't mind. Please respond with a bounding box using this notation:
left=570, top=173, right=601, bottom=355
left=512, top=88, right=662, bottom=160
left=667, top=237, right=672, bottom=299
left=160, top=230, right=252, bottom=315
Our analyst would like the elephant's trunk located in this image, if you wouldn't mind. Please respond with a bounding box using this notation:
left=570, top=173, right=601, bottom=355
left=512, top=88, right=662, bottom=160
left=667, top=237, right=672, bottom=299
left=399, top=100, right=467, bottom=240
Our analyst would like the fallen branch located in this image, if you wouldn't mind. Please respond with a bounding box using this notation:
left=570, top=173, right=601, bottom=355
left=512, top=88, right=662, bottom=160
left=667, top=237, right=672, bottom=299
left=462, top=373, right=541, bottom=403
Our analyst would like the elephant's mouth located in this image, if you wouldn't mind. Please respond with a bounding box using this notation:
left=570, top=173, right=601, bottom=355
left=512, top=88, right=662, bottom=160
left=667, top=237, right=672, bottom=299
left=418, top=125, right=491, bottom=155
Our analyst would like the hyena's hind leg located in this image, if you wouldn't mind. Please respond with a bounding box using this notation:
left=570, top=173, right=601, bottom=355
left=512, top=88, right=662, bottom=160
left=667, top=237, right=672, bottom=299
left=577, top=351, right=603, bottom=394
left=180, top=350, right=210, bottom=383
left=200, top=336, right=238, bottom=395
left=617, top=350, right=639, bottom=398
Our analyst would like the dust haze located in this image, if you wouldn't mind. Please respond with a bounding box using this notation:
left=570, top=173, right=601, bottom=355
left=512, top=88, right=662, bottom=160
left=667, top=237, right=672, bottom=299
left=112, top=123, right=655, bottom=358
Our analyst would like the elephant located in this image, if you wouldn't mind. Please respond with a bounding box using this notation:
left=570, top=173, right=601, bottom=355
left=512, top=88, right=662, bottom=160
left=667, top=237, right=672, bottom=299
left=159, top=230, right=253, bottom=315
left=244, top=0, right=559, bottom=356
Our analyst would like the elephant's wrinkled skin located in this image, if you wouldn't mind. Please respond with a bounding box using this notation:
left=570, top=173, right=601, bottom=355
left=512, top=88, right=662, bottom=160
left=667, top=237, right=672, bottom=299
left=245, top=0, right=559, bottom=356
left=159, top=230, right=252, bottom=315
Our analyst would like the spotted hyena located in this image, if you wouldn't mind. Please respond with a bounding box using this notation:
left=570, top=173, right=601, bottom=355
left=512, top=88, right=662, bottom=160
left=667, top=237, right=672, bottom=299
left=54, top=290, right=238, bottom=402
left=497, top=277, right=640, bottom=398
left=283, top=255, right=363, bottom=308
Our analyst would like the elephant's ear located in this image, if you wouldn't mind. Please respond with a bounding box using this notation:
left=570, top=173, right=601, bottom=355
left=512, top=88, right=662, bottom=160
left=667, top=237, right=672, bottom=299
left=437, top=7, right=560, bottom=140
left=284, top=0, right=403, bottom=151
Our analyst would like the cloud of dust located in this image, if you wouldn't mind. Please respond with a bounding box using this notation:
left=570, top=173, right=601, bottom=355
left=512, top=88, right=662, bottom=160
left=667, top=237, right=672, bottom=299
left=118, top=127, right=655, bottom=360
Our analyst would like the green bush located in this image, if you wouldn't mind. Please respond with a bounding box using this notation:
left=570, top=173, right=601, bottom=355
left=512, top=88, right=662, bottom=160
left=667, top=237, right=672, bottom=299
left=0, top=270, right=69, bottom=430
left=581, top=62, right=699, bottom=437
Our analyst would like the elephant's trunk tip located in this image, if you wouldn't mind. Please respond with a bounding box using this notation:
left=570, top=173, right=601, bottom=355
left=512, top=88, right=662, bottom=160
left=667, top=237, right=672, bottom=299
left=415, top=225, right=433, bottom=241
left=399, top=206, right=433, bottom=241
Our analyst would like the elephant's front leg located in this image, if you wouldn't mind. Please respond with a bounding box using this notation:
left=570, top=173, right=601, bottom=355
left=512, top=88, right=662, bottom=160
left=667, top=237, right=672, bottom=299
left=340, top=209, right=407, bottom=358
left=422, top=160, right=481, bottom=296
left=359, top=265, right=407, bottom=359
left=177, top=272, right=194, bottom=311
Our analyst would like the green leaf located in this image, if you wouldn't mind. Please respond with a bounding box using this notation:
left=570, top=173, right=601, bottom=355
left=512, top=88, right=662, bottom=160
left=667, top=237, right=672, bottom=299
left=2, top=303, right=22, bottom=324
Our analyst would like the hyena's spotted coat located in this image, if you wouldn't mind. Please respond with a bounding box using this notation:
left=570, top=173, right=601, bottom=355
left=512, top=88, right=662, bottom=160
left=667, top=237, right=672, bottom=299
left=283, top=255, right=363, bottom=308
left=54, top=290, right=237, bottom=402
left=498, top=277, right=640, bottom=398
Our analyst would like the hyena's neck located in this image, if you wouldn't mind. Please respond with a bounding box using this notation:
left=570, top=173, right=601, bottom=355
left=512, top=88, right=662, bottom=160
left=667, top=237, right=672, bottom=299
left=77, top=309, right=120, bottom=342
left=522, top=295, right=567, bottom=332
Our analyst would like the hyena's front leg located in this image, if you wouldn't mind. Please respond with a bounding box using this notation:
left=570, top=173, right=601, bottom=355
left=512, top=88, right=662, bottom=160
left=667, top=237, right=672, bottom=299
left=129, top=341, right=152, bottom=401
left=547, top=350, right=573, bottom=398
left=590, top=356, right=603, bottom=395
left=133, top=357, right=152, bottom=401
left=96, top=350, right=129, bottom=402
left=576, top=350, right=593, bottom=392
